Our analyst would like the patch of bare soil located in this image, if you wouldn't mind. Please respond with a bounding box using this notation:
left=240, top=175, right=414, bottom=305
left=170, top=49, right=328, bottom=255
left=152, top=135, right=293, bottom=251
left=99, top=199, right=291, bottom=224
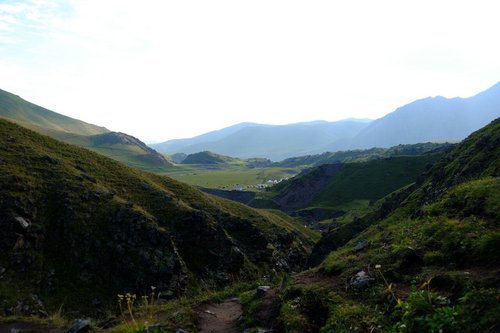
left=196, top=299, right=242, bottom=333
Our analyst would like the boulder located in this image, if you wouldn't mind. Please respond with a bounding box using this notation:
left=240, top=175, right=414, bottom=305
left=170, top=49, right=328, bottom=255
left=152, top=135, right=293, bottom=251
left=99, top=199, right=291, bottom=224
left=65, top=319, right=91, bottom=333
left=256, top=285, right=271, bottom=296
left=353, top=239, right=368, bottom=252
left=350, top=270, right=375, bottom=289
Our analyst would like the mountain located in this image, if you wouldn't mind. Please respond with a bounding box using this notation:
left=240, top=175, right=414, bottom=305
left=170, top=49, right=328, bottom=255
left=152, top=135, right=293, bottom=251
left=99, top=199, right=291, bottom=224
left=153, top=83, right=500, bottom=161
left=153, top=122, right=259, bottom=153
left=0, top=88, right=171, bottom=170
left=56, top=131, right=172, bottom=170
left=328, top=82, right=500, bottom=151
left=152, top=120, right=371, bottom=161
left=170, top=152, right=188, bottom=163
left=255, top=118, right=499, bottom=333
left=0, top=118, right=317, bottom=315
left=0, top=88, right=109, bottom=136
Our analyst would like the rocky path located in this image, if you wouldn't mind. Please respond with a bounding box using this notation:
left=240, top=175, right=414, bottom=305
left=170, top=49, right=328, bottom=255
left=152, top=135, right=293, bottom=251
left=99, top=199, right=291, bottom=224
left=196, top=298, right=242, bottom=333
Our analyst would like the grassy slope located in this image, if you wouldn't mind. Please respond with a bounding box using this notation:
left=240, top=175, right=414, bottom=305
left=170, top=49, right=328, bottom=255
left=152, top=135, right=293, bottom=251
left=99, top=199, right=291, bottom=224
left=0, top=89, right=108, bottom=136
left=0, top=119, right=317, bottom=315
left=181, top=151, right=240, bottom=164
left=274, top=142, right=454, bottom=168
left=269, top=155, right=440, bottom=220
left=312, top=155, right=439, bottom=208
left=55, top=131, right=174, bottom=171
left=0, top=89, right=172, bottom=171
left=272, top=119, right=500, bottom=333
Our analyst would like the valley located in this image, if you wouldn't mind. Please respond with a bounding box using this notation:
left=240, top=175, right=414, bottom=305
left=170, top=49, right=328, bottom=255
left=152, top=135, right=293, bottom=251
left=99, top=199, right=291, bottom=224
left=0, top=84, right=499, bottom=333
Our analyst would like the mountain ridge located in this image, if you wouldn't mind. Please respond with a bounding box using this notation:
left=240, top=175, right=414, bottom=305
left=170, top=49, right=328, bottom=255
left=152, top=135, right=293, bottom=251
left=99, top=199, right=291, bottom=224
left=152, top=119, right=371, bottom=161
left=152, top=82, right=500, bottom=161
left=0, top=88, right=171, bottom=170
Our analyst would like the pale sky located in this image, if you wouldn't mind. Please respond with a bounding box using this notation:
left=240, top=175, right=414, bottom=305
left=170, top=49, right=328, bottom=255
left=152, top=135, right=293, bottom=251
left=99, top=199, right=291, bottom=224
left=1, top=0, right=499, bottom=142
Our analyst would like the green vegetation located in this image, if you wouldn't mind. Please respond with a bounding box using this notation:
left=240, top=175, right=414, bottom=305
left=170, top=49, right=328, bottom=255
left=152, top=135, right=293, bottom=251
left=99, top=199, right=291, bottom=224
left=270, top=118, right=500, bottom=332
left=0, top=88, right=173, bottom=171
left=312, top=155, right=439, bottom=208
left=0, top=118, right=316, bottom=318
left=266, top=154, right=441, bottom=228
left=1, top=86, right=498, bottom=332
left=168, top=165, right=297, bottom=190
left=181, top=151, right=241, bottom=165
left=55, top=131, right=173, bottom=171
left=0, top=88, right=108, bottom=136
left=274, top=142, right=453, bottom=168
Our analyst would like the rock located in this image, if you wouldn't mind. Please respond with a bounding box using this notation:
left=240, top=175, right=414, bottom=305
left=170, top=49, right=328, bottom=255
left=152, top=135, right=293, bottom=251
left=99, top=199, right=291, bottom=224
left=353, top=239, right=368, bottom=252
left=256, top=285, right=271, bottom=296
left=40, top=155, right=59, bottom=164
left=65, top=319, right=91, bottom=333
left=14, top=217, right=30, bottom=229
left=98, top=318, right=120, bottom=329
left=143, top=324, right=162, bottom=332
left=204, top=310, right=216, bottom=316
left=350, top=270, right=375, bottom=289
left=175, top=329, right=189, bottom=333
left=228, top=297, right=240, bottom=302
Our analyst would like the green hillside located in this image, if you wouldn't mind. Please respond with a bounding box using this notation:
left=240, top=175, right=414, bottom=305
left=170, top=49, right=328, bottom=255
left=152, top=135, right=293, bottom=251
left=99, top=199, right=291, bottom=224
left=0, top=89, right=108, bottom=136
left=267, top=154, right=441, bottom=224
left=269, top=119, right=500, bottom=333
left=0, top=119, right=317, bottom=315
left=0, top=88, right=173, bottom=171
left=274, top=142, right=453, bottom=168
left=56, top=131, right=173, bottom=170
left=181, top=150, right=241, bottom=165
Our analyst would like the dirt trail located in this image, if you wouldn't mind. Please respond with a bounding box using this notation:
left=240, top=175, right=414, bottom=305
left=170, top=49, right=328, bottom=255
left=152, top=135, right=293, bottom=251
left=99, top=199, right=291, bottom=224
left=196, top=298, right=242, bottom=333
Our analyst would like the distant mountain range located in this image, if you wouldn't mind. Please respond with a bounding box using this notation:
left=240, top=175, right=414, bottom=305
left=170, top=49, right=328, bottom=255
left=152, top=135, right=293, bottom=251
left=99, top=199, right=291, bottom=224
left=152, top=82, right=500, bottom=161
left=328, top=82, right=500, bottom=151
left=152, top=120, right=371, bottom=161
left=0, top=89, right=172, bottom=169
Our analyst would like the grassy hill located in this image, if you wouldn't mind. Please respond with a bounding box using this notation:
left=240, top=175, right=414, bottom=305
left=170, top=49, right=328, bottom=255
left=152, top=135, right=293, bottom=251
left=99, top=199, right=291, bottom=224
left=268, top=118, right=499, bottom=332
left=181, top=151, right=240, bottom=165
left=0, top=89, right=108, bottom=136
left=274, top=142, right=453, bottom=168
left=56, top=131, right=173, bottom=170
left=0, top=88, right=172, bottom=171
left=0, top=119, right=318, bottom=316
left=265, top=154, right=442, bottom=225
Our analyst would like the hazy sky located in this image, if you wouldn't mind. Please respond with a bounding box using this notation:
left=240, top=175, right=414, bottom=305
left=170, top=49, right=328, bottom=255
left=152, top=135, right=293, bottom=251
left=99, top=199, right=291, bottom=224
left=1, top=0, right=499, bottom=142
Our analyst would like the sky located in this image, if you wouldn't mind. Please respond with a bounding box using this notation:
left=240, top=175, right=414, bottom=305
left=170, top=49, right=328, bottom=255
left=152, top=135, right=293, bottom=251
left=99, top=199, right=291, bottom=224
left=1, top=0, right=500, bottom=142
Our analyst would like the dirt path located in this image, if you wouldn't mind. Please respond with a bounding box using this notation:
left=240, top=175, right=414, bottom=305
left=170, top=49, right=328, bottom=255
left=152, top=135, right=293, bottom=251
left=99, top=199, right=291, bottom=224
left=196, top=298, right=242, bottom=333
